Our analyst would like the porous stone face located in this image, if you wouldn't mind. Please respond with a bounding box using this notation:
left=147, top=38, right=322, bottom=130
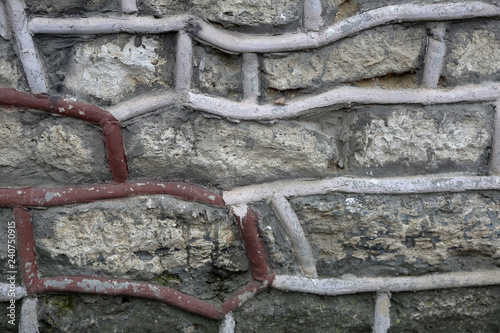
left=234, top=290, right=374, bottom=332
left=0, top=39, right=26, bottom=90
left=37, top=294, right=219, bottom=333
left=390, top=287, right=500, bottom=332
left=0, top=107, right=111, bottom=188
left=347, top=103, right=493, bottom=176
left=141, top=0, right=301, bottom=29
left=444, top=21, right=500, bottom=85
left=291, top=192, right=500, bottom=277
left=262, top=25, right=425, bottom=91
left=36, top=34, right=175, bottom=105
left=26, top=0, right=120, bottom=16
left=32, top=195, right=249, bottom=300
left=193, top=45, right=242, bottom=100
left=124, top=107, right=336, bottom=188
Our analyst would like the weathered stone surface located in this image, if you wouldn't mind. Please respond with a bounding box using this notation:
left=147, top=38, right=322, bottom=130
left=444, top=21, right=500, bottom=85
left=0, top=39, right=26, bottom=90
left=32, top=195, right=249, bottom=301
left=37, top=294, right=219, bottom=333
left=390, top=287, right=500, bottom=332
left=193, top=45, right=242, bottom=100
left=262, top=25, right=425, bottom=91
left=36, top=34, right=175, bottom=105
left=141, top=0, right=301, bottom=29
left=0, top=301, right=20, bottom=333
left=347, top=104, right=493, bottom=176
left=124, top=107, right=336, bottom=188
left=291, top=192, right=500, bottom=277
left=0, top=107, right=111, bottom=187
left=26, top=0, right=119, bottom=16
left=234, top=289, right=374, bottom=332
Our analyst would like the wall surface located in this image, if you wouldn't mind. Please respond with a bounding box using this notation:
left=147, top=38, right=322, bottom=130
left=0, top=0, right=500, bottom=332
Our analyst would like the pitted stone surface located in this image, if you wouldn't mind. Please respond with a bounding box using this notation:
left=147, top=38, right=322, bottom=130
left=37, top=294, right=219, bottom=333
left=291, top=192, right=500, bottom=277
left=0, top=107, right=111, bottom=187
left=124, top=107, right=336, bottom=187
left=390, top=286, right=500, bottom=332
left=348, top=104, right=493, bottom=176
left=234, top=289, right=374, bottom=332
left=262, top=25, right=425, bottom=91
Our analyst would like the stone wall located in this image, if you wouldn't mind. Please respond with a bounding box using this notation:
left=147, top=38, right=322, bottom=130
left=0, top=0, right=499, bottom=332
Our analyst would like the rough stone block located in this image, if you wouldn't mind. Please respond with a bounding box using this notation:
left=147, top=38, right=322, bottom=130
left=390, top=287, right=500, bottom=332
left=0, top=301, right=20, bottom=333
left=124, top=107, right=336, bottom=188
left=291, top=191, right=500, bottom=277
left=444, top=20, right=500, bottom=86
left=347, top=103, right=493, bottom=176
left=234, top=290, right=374, bottom=332
left=26, top=0, right=120, bottom=16
left=37, top=294, right=219, bottom=333
left=0, top=39, right=27, bottom=91
left=35, top=34, right=175, bottom=105
left=32, top=195, right=249, bottom=301
left=0, top=107, right=111, bottom=188
left=193, top=44, right=242, bottom=100
left=262, top=25, right=425, bottom=91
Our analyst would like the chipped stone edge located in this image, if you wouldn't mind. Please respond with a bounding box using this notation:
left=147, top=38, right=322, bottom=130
left=223, top=174, right=500, bottom=205
left=19, top=297, right=38, bottom=333
left=421, top=23, right=447, bottom=88
left=373, top=291, right=391, bottom=333
left=270, top=195, right=317, bottom=278
left=272, top=269, right=500, bottom=295
left=0, top=283, right=27, bottom=302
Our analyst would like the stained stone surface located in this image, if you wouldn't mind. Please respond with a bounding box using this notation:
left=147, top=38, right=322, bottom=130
left=37, top=294, right=219, bottom=333
left=262, top=25, right=425, bottom=92
left=32, top=195, right=250, bottom=301
left=35, top=34, right=175, bottom=105
left=390, top=286, right=500, bottom=333
left=0, top=301, right=21, bottom=333
left=124, top=107, right=336, bottom=188
left=0, top=107, right=111, bottom=188
left=26, top=0, right=120, bottom=16
left=234, top=289, right=374, bottom=333
left=291, top=191, right=500, bottom=277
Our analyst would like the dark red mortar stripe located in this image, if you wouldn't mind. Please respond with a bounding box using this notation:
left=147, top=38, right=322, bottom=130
left=0, top=88, right=129, bottom=182
left=233, top=206, right=269, bottom=281
left=14, top=208, right=40, bottom=296
left=221, top=278, right=271, bottom=314
left=38, top=276, right=224, bottom=319
left=0, top=181, right=225, bottom=207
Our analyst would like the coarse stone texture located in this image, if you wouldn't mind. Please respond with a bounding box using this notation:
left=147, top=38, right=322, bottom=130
left=0, top=301, right=21, bottom=333
left=32, top=195, right=250, bottom=301
left=262, top=25, right=425, bottom=92
left=0, top=107, right=111, bottom=188
left=26, top=0, right=120, bottom=16
left=140, top=0, right=301, bottom=30
left=37, top=294, right=219, bottom=333
left=234, top=289, right=374, bottom=332
left=444, top=20, right=500, bottom=86
left=390, top=286, right=500, bottom=332
left=291, top=191, right=500, bottom=277
left=124, top=107, right=336, bottom=188
left=347, top=103, right=493, bottom=176
left=0, top=38, right=27, bottom=91
left=35, top=34, right=175, bottom=106
left=0, top=209, right=22, bottom=286
left=193, top=45, right=242, bottom=100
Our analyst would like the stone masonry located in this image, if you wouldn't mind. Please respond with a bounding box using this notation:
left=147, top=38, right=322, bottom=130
left=0, top=0, right=500, bottom=332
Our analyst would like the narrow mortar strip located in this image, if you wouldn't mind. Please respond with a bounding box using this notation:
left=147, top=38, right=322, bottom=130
left=221, top=279, right=272, bottom=314
left=223, top=175, right=500, bottom=205
left=4, top=0, right=47, bottom=93
left=107, top=90, right=178, bottom=122
left=491, top=100, right=500, bottom=174
left=373, top=292, right=391, bottom=333
left=272, top=270, right=500, bottom=295
left=14, top=209, right=39, bottom=296
left=242, top=53, right=260, bottom=103
left=0, top=181, right=225, bottom=208
left=38, top=276, right=224, bottom=319
left=0, top=283, right=26, bottom=302
left=121, top=0, right=138, bottom=14
left=421, top=23, right=447, bottom=88
left=175, top=31, right=193, bottom=94
left=219, top=312, right=235, bottom=333
left=270, top=195, right=317, bottom=278
left=19, top=297, right=38, bottom=333
left=303, top=0, right=324, bottom=31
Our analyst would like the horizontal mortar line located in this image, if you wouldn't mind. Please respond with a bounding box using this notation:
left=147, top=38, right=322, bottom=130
left=272, top=269, right=500, bottom=295
left=222, top=174, right=500, bottom=205
left=27, top=2, right=500, bottom=53
left=37, top=276, right=224, bottom=319
left=0, top=283, right=27, bottom=301
left=186, top=83, right=500, bottom=120
left=0, top=180, right=224, bottom=207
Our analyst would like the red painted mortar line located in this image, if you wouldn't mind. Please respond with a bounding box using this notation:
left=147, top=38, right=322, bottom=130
left=14, top=208, right=40, bottom=296
left=0, top=88, right=128, bottom=182
left=0, top=180, right=224, bottom=207
left=37, top=276, right=224, bottom=319
left=222, top=274, right=275, bottom=314
left=233, top=207, right=269, bottom=281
